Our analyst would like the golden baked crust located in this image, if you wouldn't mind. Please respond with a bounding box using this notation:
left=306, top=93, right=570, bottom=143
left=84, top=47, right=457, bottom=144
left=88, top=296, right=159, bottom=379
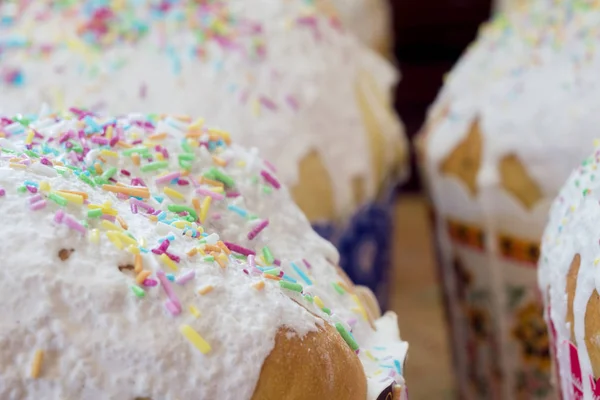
left=252, top=324, right=368, bottom=400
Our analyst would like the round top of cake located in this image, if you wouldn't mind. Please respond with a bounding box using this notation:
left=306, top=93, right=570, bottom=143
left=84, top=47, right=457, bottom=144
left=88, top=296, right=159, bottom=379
left=0, top=0, right=406, bottom=220
left=422, top=0, right=600, bottom=213
left=0, top=109, right=407, bottom=400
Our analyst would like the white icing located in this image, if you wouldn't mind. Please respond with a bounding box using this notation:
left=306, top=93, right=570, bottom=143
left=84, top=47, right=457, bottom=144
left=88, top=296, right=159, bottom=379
left=0, top=111, right=407, bottom=399
left=421, top=1, right=600, bottom=398
left=0, top=0, right=406, bottom=219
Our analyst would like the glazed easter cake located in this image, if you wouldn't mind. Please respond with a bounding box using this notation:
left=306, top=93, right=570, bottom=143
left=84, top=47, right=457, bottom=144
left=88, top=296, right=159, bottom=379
left=0, top=0, right=408, bottom=306
left=539, top=142, right=600, bottom=400
left=417, top=0, right=600, bottom=398
left=0, top=109, right=408, bottom=400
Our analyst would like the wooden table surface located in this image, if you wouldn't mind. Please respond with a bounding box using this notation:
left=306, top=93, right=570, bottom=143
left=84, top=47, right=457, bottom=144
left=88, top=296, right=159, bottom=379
left=389, top=194, right=456, bottom=399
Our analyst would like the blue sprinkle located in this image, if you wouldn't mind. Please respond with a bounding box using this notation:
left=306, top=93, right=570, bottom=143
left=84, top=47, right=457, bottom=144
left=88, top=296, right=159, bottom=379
left=291, top=262, right=313, bottom=286
left=166, top=274, right=175, bottom=282
left=394, top=360, right=402, bottom=375
left=154, top=195, right=164, bottom=204
left=227, top=205, right=248, bottom=217
left=140, top=248, right=149, bottom=253
left=23, top=180, right=38, bottom=188
left=167, top=234, right=176, bottom=241
left=281, top=274, right=297, bottom=283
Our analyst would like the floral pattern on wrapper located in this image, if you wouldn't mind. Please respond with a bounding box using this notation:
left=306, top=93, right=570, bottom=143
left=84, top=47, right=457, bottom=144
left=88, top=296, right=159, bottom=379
left=313, top=183, right=397, bottom=309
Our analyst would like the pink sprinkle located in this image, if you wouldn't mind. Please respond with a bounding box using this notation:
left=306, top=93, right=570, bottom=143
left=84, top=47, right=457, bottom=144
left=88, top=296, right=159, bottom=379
left=165, top=299, right=182, bottom=316
left=264, top=160, right=277, bottom=173
left=261, top=170, right=281, bottom=189
left=303, top=259, right=312, bottom=269
left=26, top=185, right=38, bottom=194
left=109, top=136, right=119, bottom=147
left=175, top=270, right=195, bottom=285
left=155, top=171, right=180, bottom=185
left=30, top=200, right=47, bottom=211
left=226, top=191, right=240, bottom=198
left=165, top=251, right=180, bottom=263
left=29, top=194, right=43, bottom=204
left=130, top=198, right=154, bottom=212
left=120, top=169, right=131, bottom=176
left=63, top=214, right=86, bottom=235
left=40, top=157, right=52, bottom=166
left=0, top=188, right=5, bottom=197
left=159, top=239, right=171, bottom=251
left=177, top=179, right=189, bottom=186
left=259, top=96, right=278, bottom=111
left=247, top=219, right=269, bottom=240
left=91, top=136, right=109, bottom=145
left=285, top=95, right=299, bottom=110
left=157, top=270, right=181, bottom=314
left=211, top=213, right=222, bottom=220
left=347, top=318, right=358, bottom=327
left=274, top=259, right=281, bottom=266
left=54, top=210, right=65, bottom=223
left=196, top=187, right=224, bottom=201
left=248, top=254, right=256, bottom=268
left=101, top=214, right=116, bottom=222
left=223, top=242, right=256, bottom=256
left=143, top=279, right=158, bottom=287
left=130, top=203, right=138, bottom=214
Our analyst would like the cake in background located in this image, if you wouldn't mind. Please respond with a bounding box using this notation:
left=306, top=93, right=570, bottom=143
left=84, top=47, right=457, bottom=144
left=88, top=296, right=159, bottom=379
left=492, top=0, right=528, bottom=14
left=416, top=0, right=600, bottom=398
left=330, top=0, right=394, bottom=57
left=0, top=0, right=408, bottom=308
left=0, top=109, right=408, bottom=399
left=539, top=141, right=600, bottom=400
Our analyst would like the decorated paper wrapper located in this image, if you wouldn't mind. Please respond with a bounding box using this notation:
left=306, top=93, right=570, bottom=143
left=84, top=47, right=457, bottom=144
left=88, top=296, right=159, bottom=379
left=314, top=179, right=399, bottom=310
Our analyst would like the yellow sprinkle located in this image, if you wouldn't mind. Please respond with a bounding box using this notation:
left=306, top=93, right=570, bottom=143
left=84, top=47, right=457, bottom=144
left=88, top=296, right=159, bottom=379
left=25, top=129, right=34, bottom=145
left=101, top=220, right=123, bottom=231
left=200, top=196, right=211, bottom=223
left=187, top=248, right=198, bottom=257
left=179, top=324, right=212, bottom=354
left=217, top=241, right=231, bottom=255
left=314, top=296, right=325, bottom=309
left=373, top=369, right=383, bottom=376
left=100, top=150, right=118, bottom=158
left=212, top=156, right=226, bottom=167
left=595, top=258, right=600, bottom=266
left=216, top=254, right=228, bottom=269
left=90, top=229, right=100, bottom=244
left=148, top=132, right=168, bottom=141
left=131, top=153, right=141, bottom=166
left=236, top=160, right=246, bottom=167
left=105, top=125, right=113, bottom=140
left=139, top=237, right=147, bottom=248
left=253, top=281, right=265, bottom=291
left=159, top=253, right=178, bottom=271
left=117, top=232, right=138, bottom=246
left=136, top=270, right=151, bottom=284
left=164, top=187, right=186, bottom=201
left=351, top=294, right=369, bottom=321
left=57, top=190, right=88, bottom=200
left=39, top=181, right=51, bottom=192
left=9, top=163, right=27, bottom=169
left=148, top=215, right=158, bottom=222
left=116, top=215, right=129, bottom=230
left=30, top=350, right=44, bottom=379
left=173, top=220, right=192, bottom=229
left=254, top=256, right=266, bottom=267
left=198, top=285, right=214, bottom=295
left=94, top=163, right=103, bottom=175
left=128, top=245, right=140, bottom=255
left=197, top=247, right=206, bottom=256
left=55, top=191, right=84, bottom=205
left=134, top=253, right=143, bottom=273
left=365, top=350, right=377, bottom=362
left=189, top=305, right=201, bottom=318
left=106, top=231, right=124, bottom=249
left=155, top=152, right=165, bottom=161
left=88, top=203, right=118, bottom=216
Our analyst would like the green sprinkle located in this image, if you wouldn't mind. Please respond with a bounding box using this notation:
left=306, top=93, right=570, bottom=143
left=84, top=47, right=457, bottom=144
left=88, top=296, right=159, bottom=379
left=262, top=186, right=273, bottom=194
left=122, top=146, right=150, bottom=156
left=1, top=148, right=16, bottom=154
left=87, top=209, right=103, bottom=218
left=24, top=150, right=40, bottom=158
left=179, top=160, right=192, bottom=170
left=210, top=167, right=235, bottom=187
left=203, top=169, right=216, bottom=180
left=203, top=256, right=215, bottom=262
left=48, top=193, right=68, bottom=206
left=141, top=161, right=169, bottom=172
left=102, top=167, right=117, bottom=180
left=70, top=142, right=83, bottom=153
left=335, top=323, right=359, bottom=351
left=178, top=153, right=195, bottom=161
left=322, top=307, right=331, bottom=315
left=17, top=186, right=27, bottom=193
left=279, top=281, right=303, bottom=293
left=264, top=268, right=280, bottom=276
left=304, top=295, right=314, bottom=303
left=181, top=141, right=193, bottom=153
left=332, top=283, right=346, bottom=295
left=79, top=174, right=96, bottom=187
left=131, top=285, right=145, bottom=298
left=168, top=204, right=198, bottom=220
left=94, top=176, right=108, bottom=186
left=262, top=246, right=274, bottom=264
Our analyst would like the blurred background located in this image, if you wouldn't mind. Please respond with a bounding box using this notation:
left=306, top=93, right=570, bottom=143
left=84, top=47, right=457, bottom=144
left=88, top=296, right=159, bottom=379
left=388, top=0, right=492, bottom=398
